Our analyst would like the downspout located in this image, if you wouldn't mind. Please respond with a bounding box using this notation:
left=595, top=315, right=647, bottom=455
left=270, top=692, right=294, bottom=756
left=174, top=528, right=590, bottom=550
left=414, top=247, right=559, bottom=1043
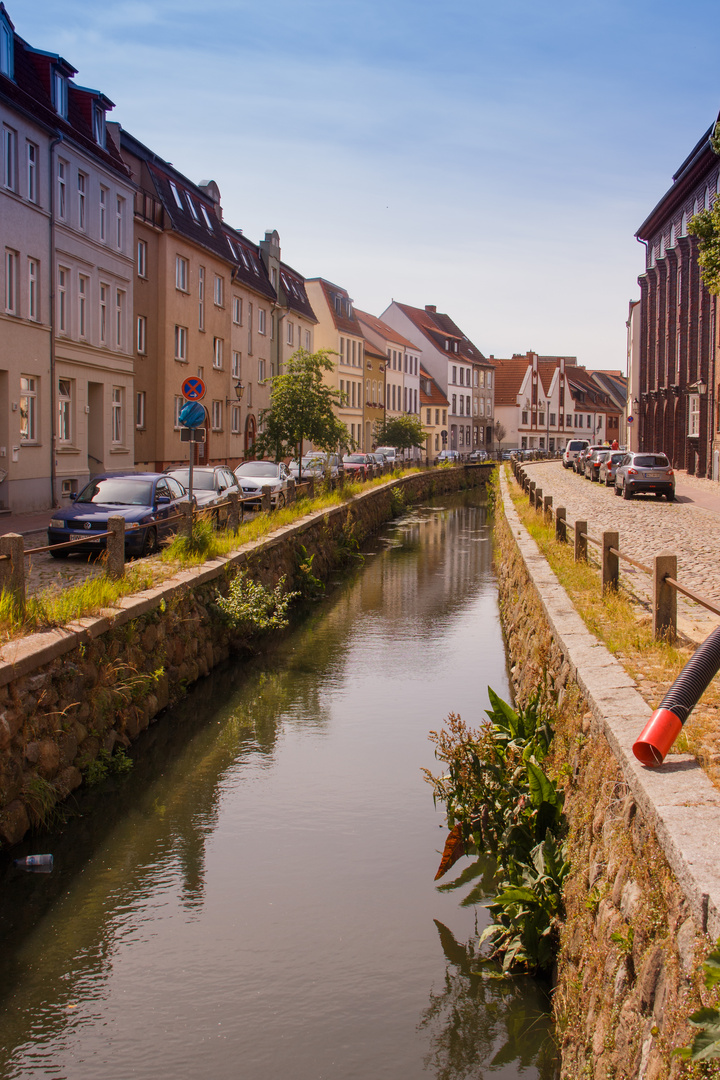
left=48, top=133, right=63, bottom=507
left=635, top=237, right=649, bottom=452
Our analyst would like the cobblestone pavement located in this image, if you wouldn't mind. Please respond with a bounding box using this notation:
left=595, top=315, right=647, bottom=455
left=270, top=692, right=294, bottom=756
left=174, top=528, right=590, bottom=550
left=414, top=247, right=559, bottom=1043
left=22, top=530, right=108, bottom=596
left=519, top=461, right=720, bottom=639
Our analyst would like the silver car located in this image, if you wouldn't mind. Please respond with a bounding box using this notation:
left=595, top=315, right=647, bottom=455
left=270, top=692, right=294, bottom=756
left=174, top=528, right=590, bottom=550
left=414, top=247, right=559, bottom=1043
left=234, top=461, right=292, bottom=508
left=614, top=452, right=675, bottom=501
left=598, top=452, right=625, bottom=487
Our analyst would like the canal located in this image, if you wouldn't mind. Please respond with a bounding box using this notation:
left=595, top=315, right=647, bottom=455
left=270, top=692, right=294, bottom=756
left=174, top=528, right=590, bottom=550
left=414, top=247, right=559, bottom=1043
left=0, top=489, right=557, bottom=1079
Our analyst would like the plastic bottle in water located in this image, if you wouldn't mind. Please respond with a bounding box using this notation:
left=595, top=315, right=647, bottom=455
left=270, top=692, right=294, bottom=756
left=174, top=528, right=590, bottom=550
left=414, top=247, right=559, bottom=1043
left=13, top=854, right=53, bottom=873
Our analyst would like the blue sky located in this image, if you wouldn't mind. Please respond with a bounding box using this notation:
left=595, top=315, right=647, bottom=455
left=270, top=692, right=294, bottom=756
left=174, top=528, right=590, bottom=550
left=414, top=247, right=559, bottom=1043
left=12, top=0, right=720, bottom=369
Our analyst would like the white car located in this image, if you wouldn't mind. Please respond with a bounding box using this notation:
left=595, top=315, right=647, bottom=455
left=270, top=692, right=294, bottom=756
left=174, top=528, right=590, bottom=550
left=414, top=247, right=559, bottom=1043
left=562, top=439, right=589, bottom=469
left=234, top=461, right=291, bottom=508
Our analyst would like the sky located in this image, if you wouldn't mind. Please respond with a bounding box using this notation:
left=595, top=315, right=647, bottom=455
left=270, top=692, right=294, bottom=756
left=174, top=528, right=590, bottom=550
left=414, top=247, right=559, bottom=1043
left=10, top=0, right=720, bottom=370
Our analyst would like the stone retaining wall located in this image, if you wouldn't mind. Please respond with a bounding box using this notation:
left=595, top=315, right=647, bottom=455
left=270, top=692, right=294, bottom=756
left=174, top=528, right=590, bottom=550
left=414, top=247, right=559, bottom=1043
left=0, top=467, right=486, bottom=849
left=496, top=468, right=720, bottom=1078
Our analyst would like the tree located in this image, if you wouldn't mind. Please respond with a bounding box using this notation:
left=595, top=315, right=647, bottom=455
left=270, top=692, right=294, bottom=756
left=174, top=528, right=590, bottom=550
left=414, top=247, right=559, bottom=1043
left=373, top=413, right=427, bottom=453
left=493, top=420, right=507, bottom=450
left=252, top=349, right=350, bottom=478
left=687, top=121, right=720, bottom=295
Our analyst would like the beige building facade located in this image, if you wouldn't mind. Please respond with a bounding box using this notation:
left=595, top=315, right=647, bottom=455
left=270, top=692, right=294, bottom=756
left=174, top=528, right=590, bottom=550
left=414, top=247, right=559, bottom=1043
left=305, top=278, right=365, bottom=450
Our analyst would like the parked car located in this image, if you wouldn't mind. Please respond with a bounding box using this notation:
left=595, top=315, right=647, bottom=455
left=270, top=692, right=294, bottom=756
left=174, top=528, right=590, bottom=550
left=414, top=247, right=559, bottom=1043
left=47, top=473, right=189, bottom=558
left=501, top=449, right=516, bottom=460
left=598, top=451, right=626, bottom=487
left=614, top=452, right=675, bottom=501
left=374, top=446, right=397, bottom=465
left=584, top=449, right=611, bottom=482
left=562, top=439, right=589, bottom=469
left=573, top=444, right=604, bottom=474
left=436, top=450, right=460, bottom=464
left=234, top=460, right=292, bottom=507
left=468, top=449, right=488, bottom=462
left=288, top=453, right=342, bottom=481
left=343, top=453, right=374, bottom=480
left=165, top=466, right=240, bottom=526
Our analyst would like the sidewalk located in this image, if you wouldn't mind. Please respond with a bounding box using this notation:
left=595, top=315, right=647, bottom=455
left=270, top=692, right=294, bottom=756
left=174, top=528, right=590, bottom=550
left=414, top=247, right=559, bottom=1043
left=673, top=470, right=720, bottom=514
left=0, top=507, right=55, bottom=538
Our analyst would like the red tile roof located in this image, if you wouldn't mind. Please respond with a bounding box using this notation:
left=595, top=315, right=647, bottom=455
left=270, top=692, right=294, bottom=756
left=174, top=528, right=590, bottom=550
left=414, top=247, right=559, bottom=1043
left=420, top=367, right=449, bottom=407
left=355, top=309, right=416, bottom=350
left=307, top=279, right=363, bottom=336
left=392, top=302, right=487, bottom=365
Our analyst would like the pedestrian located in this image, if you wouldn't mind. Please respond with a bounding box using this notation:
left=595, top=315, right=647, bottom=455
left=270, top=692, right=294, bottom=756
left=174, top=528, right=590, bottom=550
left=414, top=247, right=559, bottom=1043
left=611, top=438, right=619, bottom=451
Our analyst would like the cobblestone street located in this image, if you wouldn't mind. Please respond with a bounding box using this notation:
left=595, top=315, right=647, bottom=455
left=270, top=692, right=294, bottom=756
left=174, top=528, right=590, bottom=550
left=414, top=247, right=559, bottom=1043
left=22, top=530, right=107, bottom=596
left=519, top=460, right=720, bottom=640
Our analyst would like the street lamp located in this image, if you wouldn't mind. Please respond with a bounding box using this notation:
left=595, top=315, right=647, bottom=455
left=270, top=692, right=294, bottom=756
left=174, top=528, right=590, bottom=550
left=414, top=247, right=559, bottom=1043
left=225, top=380, right=245, bottom=406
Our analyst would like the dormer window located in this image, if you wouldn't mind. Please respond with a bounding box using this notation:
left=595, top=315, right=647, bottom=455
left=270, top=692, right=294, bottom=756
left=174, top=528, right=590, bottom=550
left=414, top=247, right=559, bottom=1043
left=200, top=204, right=213, bottom=230
left=93, top=104, right=106, bottom=147
left=0, top=16, right=13, bottom=79
left=53, top=68, right=68, bottom=118
left=186, top=195, right=199, bottom=223
left=169, top=180, right=183, bottom=210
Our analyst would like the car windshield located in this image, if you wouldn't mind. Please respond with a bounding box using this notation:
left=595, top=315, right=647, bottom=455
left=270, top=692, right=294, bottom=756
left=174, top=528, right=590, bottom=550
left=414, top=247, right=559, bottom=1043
left=610, top=454, right=624, bottom=464
left=236, top=462, right=278, bottom=477
left=635, top=455, right=670, bottom=468
left=344, top=455, right=366, bottom=463
left=76, top=478, right=153, bottom=506
left=169, top=470, right=215, bottom=490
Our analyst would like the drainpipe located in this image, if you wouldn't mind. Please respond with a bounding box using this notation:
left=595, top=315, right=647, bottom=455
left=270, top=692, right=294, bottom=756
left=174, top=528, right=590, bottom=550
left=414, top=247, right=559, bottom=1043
left=48, top=133, right=63, bottom=508
left=636, top=237, right=649, bottom=453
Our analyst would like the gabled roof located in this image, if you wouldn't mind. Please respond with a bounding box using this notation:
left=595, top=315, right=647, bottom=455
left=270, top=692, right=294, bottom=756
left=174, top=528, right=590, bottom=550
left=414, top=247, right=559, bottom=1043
left=306, top=278, right=363, bottom=336
left=355, top=309, right=416, bottom=350
left=0, top=7, right=130, bottom=179
left=420, top=366, right=449, bottom=407
left=278, top=264, right=316, bottom=322
left=492, top=356, right=532, bottom=406
left=391, top=302, right=487, bottom=365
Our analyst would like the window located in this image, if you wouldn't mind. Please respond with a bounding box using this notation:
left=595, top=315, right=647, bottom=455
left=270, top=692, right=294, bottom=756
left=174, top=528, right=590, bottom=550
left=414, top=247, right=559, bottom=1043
left=305, top=329, right=311, bottom=350
left=99, top=284, right=108, bottom=343
left=258, top=308, right=266, bottom=334
left=77, top=173, right=86, bottom=229
left=28, top=258, right=38, bottom=320
left=521, top=410, right=528, bottom=425
left=57, top=159, right=66, bottom=218
left=25, top=141, right=37, bottom=202
left=232, top=351, right=241, bottom=378
left=57, top=266, right=68, bottom=331
left=231, top=406, right=241, bottom=434
left=78, top=274, right=88, bottom=337
left=58, top=378, right=72, bottom=443
left=233, top=296, right=242, bottom=325
left=137, top=239, right=147, bottom=278
left=213, top=337, right=223, bottom=369
left=688, top=393, right=700, bottom=437
left=214, top=275, right=223, bottom=306
left=174, top=325, right=188, bottom=362
left=136, top=391, right=146, bottom=430
left=459, top=396, right=464, bottom=416
left=211, top=400, right=222, bottom=430
left=539, top=412, right=545, bottom=427
left=258, top=358, right=266, bottom=382
left=99, top=187, right=107, bottom=241
left=53, top=69, right=67, bottom=118
left=566, top=414, right=572, bottom=427
left=452, top=394, right=457, bottom=414
left=169, top=181, right=183, bottom=210
left=2, top=125, right=16, bottom=194
left=287, top=321, right=294, bottom=346
left=111, top=387, right=123, bottom=443
left=19, top=376, right=37, bottom=441
left=4, top=248, right=18, bottom=313
left=93, top=104, right=105, bottom=147
left=115, top=289, right=124, bottom=348
left=487, top=371, right=493, bottom=389
left=116, top=196, right=124, bottom=249
left=550, top=413, right=556, bottom=426
left=175, top=255, right=188, bottom=292
left=0, top=17, right=13, bottom=79
left=198, top=265, right=205, bottom=330
left=174, top=396, right=183, bottom=428
left=200, top=204, right=213, bottom=230
left=137, top=315, right=147, bottom=354
left=186, top=193, right=199, bottom=222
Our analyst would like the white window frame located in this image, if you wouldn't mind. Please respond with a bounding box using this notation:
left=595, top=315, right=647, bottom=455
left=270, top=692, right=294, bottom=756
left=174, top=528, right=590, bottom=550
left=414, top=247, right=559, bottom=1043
left=137, top=239, right=147, bottom=278
left=0, top=18, right=13, bottom=79
left=3, top=124, right=17, bottom=192
left=115, top=288, right=124, bottom=348
left=136, top=391, right=146, bottom=430
left=111, top=386, right=123, bottom=444
left=232, top=351, right=241, bottom=378
left=213, top=336, right=223, bottom=369
left=137, top=314, right=147, bottom=354
left=231, top=405, right=241, bottom=434
left=688, top=393, right=701, bottom=438
left=77, top=172, right=86, bottom=230
left=78, top=274, right=88, bottom=338
left=258, top=308, right=266, bottom=335
left=20, top=376, right=37, bottom=442
left=57, top=377, right=72, bottom=443
left=116, top=195, right=124, bottom=249
left=57, top=159, right=67, bottom=218
left=198, top=265, right=205, bottom=330
left=175, top=254, right=188, bottom=292
left=28, top=257, right=38, bottom=321
left=233, top=296, right=242, bottom=325
left=211, top=399, right=222, bottom=431
left=57, top=266, right=68, bottom=332
left=26, top=141, right=37, bottom=202
left=287, top=321, right=294, bottom=346
left=5, top=248, right=18, bottom=314
left=214, top=274, right=224, bottom=307
left=99, top=283, right=108, bottom=343
left=174, top=324, right=188, bottom=362
left=174, top=395, right=183, bottom=429
left=99, top=187, right=107, bottom=241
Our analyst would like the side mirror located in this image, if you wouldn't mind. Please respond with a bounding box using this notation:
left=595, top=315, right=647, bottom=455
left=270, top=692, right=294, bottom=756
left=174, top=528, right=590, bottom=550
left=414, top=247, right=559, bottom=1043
left=156, top=495, right=171, bottom=505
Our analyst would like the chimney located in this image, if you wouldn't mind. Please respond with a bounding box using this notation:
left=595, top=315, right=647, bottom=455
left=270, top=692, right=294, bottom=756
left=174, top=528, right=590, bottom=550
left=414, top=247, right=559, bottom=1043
left=425, top=305, right=436, bottom=313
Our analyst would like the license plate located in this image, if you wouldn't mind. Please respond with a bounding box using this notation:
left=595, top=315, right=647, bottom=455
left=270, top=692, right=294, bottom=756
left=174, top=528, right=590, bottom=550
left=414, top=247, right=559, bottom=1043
left=641, top=471, right=663, bottom=479
left=70, top=533, right=102, bottom=543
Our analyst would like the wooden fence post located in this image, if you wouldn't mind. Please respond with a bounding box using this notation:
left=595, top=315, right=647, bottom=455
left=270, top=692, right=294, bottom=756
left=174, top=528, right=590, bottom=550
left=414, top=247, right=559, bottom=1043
left=555, top=507, right=566, bottom=543
left=106, top=516, right=125, bottom=579
left=0, top=533, right=25, bottom=608
left=602, top=531, right=619, bottom=592
left=228, top=492, right=239, bottom=531
left=261, top=486, right=272, bottom=513
left=574, top=520, right=587, bottom=562
left=544, top=495, right=553, bottom=522
left=534, top=487, right=543, bottom=511
left=306, top=478, right=315, bottom=500
left=179, top=499, right=193, bottom=538
left=529, top=480, right=536, bottom=506
left=653, top=553, right=677, bottom=641
left=286, top=479, right=296, bottom=505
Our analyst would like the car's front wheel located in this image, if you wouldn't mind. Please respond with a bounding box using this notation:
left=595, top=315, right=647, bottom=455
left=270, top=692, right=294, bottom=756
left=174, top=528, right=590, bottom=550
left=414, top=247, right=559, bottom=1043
left=141, top=526, right=157, bottom=556
left=276, top=492, right=286, bottom=509
left=50, top=547, right=69, bottom=559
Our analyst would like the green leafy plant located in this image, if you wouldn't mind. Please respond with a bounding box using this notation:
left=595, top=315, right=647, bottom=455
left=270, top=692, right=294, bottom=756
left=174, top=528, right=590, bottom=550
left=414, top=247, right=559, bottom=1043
left=215, top=571, right=298, bottom=637
left=295, top=545, right=325, bottom=600
left=83, top=747, right=134, bottom=787
left=676, top=942, right=720, bottom=1061
left=390, top=487, right=406, bottom=517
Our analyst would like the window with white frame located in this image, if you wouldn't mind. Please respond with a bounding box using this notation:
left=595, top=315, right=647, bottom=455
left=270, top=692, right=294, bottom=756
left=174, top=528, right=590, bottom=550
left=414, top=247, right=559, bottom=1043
left=115, top=289, right=124, bottom=348
left=115, top=195, right=124, bottom=249
left=78, top=274, right=88, bottom=337
left=57, top=266, right=68, bottom=332
left=688, top=393, right=700, bottom=437
left=4, top=248, right=18, bottom=313
left=233, top=296, right=242, bottom=324
left=28, top=258, right=38, bottom=321
left=198, top=265, right=205, bottom=330
left=137, top=315, right=147, bottom=354
left=169, top=180, right=183, bottom=210
left=174, top=395, right=183, bottom=428
left=99, top=187, right=107, bottom=241
left=174, top=325, right=188, bottom=362
left=137, top=239, right=147, bottom=278
left=53, top=69, right=67, bottom=117
left=231, top=405, right=241, bottom=434
left=232, top=351, right=241, bottom=378
left=258, top=358, right=266, bottom=382
left=176, top=255, right=188, bottom=292
left=258, top=308, right=266, bottom=334
left=93, top=104, right=105, bottom=147
left=77, top=172, right=86, bottom=229
left=99, top=283, right=108, bottom=343
left=304, top=329, right=311, bottom=350
left=213, top=337, right=223, bottom=369
left=57, top=378, right=72, bottom=443
left=287, top=321, right=294, bottom=346
left=26, top=141, right=37, bottom=202
left=3, top=124, right=17, bottom=191
left=111, top=387, right=123, bottom=443
left=214, top=274, right=224, bottom=306
left=19, top=376, right=37, bottom=441
left=136, top=391, right=146, bottom=430
left=0, top=17, right=13, bottom=79
left=57, top=159, right=67, bottom=218
left=211, top=400, right=222, bottom=430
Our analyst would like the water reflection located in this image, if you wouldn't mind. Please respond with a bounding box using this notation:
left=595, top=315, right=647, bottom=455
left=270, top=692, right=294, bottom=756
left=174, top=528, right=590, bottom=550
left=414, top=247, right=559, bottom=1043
left=0, top=489, right=556, bottom=1079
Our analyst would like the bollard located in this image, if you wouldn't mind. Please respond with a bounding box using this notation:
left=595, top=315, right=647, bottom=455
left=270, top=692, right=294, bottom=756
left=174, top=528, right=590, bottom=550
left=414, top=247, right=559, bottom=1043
left=228, top=492, right=239, bottom=531
left=653, top=553, right=677, bottom=641
left=106, top=516, right=125, bottom=579
left=574, top=520, right=587, bottom=562
left=602, top=531, right=619, bottom=592
left=555, top=506, right=566, bottom=543
left=544, top=494, right=553, bottom=522
left=286, top=478, right=296, bottom=505
left=0, top=532, right=25, bottom=608
left=179, top=499, right=193, bottom=539
left=529, top=480, right=536, bottom=506
left=261, top=486, right=272, bottom=513
left=534, top=487, right=543, bottom=512
left=307, top=478, right=315, bottom=499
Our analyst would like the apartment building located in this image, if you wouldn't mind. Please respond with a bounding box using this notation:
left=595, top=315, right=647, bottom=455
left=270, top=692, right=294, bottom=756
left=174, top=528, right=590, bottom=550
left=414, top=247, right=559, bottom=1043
left=305, top=278, right=365, bottom=449
left=420, top=367, right=449, bottom=461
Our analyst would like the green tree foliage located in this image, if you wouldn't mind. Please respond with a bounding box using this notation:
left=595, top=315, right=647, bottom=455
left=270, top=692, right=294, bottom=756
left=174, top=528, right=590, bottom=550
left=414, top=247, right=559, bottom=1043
left=373, top=413, right=427, bottom=452
left=253, top=349, right=350, bottom=475
left=687, top=121, right=720, bottom=295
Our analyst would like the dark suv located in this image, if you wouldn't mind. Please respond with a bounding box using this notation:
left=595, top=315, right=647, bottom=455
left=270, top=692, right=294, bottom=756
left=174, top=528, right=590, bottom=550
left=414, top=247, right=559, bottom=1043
left=614, top=452, right=675, bottom=501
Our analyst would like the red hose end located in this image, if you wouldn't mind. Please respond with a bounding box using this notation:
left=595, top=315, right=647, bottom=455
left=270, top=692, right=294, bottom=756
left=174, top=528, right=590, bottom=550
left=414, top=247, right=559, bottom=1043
left=633, top=708, right=683, bottom=766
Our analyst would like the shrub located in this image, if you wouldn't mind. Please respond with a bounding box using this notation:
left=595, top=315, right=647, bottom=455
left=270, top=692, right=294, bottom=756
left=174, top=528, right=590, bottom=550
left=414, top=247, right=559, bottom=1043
left=215, top=571, right=298, bottom=638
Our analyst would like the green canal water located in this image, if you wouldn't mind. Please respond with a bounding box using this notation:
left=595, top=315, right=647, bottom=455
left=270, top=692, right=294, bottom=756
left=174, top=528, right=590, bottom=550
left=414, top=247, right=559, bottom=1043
left=0, top=489, right=558, bottom=1079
